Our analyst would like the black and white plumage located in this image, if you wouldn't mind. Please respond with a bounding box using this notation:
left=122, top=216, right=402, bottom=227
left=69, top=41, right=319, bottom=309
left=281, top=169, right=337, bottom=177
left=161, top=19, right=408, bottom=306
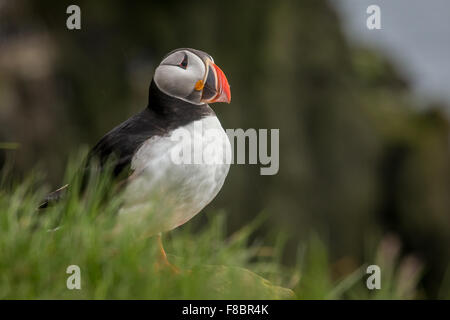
left=42, top=48, right=231, bottom=236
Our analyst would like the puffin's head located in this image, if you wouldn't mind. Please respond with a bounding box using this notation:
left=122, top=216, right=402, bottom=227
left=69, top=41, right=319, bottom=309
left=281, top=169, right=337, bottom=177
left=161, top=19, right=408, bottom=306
left=154, top=48, right=231, bottom=105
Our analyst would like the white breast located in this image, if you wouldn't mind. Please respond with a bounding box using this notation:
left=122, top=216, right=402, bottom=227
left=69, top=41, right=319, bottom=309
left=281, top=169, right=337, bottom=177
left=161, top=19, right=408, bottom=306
left=119, top=115, right=231, bottom=235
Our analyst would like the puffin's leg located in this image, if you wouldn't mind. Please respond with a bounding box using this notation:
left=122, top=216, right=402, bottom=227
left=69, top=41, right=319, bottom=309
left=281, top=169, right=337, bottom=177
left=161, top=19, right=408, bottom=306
left=155, top=233, right=179, bottom=274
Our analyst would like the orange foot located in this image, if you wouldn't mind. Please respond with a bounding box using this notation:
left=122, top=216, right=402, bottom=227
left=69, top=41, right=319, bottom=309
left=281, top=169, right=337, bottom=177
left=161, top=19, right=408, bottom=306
left=154, top=233, right=180, bottom=274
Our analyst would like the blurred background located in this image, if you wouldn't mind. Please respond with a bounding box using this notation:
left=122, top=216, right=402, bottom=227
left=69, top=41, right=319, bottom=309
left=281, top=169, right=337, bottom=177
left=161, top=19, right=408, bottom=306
left=0, top=0, right=449, bottom=297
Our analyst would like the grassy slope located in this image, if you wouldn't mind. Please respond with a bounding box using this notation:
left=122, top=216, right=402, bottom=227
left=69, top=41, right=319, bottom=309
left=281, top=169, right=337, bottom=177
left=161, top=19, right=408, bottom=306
left=0, top=157, right=438, bottom=299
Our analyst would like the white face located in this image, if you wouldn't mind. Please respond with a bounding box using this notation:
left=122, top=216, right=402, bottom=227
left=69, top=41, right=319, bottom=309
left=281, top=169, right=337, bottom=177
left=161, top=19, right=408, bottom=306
left=154, top=50, right=206, bottom=104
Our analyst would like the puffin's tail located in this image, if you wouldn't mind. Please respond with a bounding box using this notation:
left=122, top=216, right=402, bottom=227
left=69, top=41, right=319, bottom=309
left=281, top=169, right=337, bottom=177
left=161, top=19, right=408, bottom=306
left=38, top=184, right=69, bottom=209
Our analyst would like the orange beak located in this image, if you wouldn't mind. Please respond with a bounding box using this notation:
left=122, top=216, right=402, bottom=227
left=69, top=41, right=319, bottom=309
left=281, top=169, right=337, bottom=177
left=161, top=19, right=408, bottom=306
left=201, top=62, right=231, bottom=104
left=211, top=63, right=231, bottom=103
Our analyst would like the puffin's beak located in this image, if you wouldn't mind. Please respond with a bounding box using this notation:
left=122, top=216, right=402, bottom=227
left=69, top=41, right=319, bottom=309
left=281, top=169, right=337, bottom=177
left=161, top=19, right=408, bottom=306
left=201, top=61, right=231, bottom=104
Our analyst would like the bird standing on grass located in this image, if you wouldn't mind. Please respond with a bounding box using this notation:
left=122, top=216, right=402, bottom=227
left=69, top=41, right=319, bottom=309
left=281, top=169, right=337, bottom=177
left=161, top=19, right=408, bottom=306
left=40, top=48, right=232, bottom=271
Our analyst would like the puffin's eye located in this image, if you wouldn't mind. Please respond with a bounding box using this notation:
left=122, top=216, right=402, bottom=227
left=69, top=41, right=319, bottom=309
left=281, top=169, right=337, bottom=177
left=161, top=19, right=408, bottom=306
left=179, top=54, right=188, bottom=69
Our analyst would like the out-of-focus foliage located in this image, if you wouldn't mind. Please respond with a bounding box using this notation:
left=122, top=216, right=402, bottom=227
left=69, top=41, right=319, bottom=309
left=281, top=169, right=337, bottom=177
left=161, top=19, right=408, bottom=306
left=0, top=0, right=449, bottom=297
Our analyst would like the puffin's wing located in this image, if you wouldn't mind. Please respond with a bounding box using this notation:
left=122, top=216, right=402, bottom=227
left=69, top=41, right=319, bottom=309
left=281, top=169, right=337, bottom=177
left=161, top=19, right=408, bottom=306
left=87, top=108, right=166, bottom=177
left=39, top=108, right=164, bottom=209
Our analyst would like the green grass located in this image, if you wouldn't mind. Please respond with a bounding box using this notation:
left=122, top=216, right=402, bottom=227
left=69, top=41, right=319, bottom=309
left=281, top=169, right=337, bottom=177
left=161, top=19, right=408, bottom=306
left=0, top=154, right=435, bottom=299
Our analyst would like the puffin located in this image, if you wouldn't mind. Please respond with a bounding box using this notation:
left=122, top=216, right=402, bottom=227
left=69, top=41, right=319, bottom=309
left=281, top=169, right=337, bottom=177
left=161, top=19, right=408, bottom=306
left=41, top=48, right=232, bottom=269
